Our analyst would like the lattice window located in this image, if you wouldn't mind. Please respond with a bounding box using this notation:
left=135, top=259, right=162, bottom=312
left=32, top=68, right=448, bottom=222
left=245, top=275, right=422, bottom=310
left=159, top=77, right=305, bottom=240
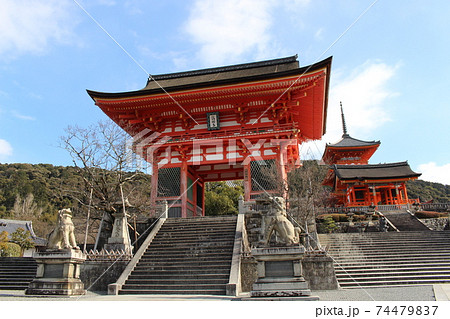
left=250, top=159, right=277, bottom=192
left=157, top=167, right=181, bottom=197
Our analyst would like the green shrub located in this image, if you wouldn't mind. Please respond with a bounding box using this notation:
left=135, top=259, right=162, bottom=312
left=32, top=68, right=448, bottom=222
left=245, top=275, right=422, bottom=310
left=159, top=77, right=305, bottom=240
left=0, top=242, right=21, bottom=257
left=318, top=216, right=338, bottom=233
left=317, top=214, right=347, bottom=222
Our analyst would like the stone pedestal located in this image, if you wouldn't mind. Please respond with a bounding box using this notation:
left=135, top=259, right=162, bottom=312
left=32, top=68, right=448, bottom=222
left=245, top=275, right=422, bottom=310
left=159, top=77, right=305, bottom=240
left=26, top=249, right=86, bottom=296
left=104, top=212, right=133, bottom=254
left=250, top=246, right=319, bottom=300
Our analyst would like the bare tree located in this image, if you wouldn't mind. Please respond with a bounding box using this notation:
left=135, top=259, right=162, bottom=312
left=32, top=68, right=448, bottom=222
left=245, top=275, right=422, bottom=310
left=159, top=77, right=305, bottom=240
left=59, top=119, right=151, bottom=249
left=287, top=160, right=331, bottom=249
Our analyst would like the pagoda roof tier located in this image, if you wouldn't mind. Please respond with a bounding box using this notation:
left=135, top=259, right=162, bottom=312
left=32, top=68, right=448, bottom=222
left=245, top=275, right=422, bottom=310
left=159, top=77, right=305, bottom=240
left=327, top=134, right=380, bottom=148
left=322, top=134, right=380, bottom=165
left=333, top=161, right=421, bottom=183
left=87, top=56, right=332, bottom=146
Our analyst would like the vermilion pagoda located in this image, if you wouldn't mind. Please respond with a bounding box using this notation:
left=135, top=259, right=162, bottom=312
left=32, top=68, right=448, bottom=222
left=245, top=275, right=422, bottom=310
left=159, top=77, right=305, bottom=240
left=88, top=56, right=332, bottom=217
left=322, top=105, right=421, bottom=208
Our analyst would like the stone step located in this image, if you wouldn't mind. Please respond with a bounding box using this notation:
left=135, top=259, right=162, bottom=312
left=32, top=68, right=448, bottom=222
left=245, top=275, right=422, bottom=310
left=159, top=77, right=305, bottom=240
left=320, top=231, right=450, bottom=288
left=118, top=216, right=236, bottom=295
left=333, top=262, right=450, bottom=269
left=0, top=285, right=29, bottom=290
left=124, top=278, right=229, bottom=285
left=138, top=258, right=232, bottom=264
left=118, top=288, right=226, bottom=295
left=320, top=233, right=450, bottom=240
left=0, top=264, right=37, bottom=269
left=144, top=246, right=234, bottom=253
left=322, top=238, right=450, bottom=243
left=332, top=253, right=450, bottom=260
left=127, top=273, right=229, bottom=280
left=139, top=257, right=232, bottom=264
left=134, top=261, right=232, bottom=269
left=160, top=223, right=237, bottom=229
left=141, top=249, right=233, bottom=258
left=0, top=271, right=36, bottom=280
left=336, top=269, right=450, bottom=278
left=0, top=257, right=37, bottom=290
left=153, top=235, right=236, bottom=242
left=326, top=244, right=450, bottom=251
left=121, top=283, right=227, bottom=290
left=340, top=280, right=450, bottom=288
left=148, top=242, right=234, bottom=249
left=0, top=279, right=35, bottom=284
left=338, top=274, right=450, bottom=283
left=130, top=267, right=231, bottom=274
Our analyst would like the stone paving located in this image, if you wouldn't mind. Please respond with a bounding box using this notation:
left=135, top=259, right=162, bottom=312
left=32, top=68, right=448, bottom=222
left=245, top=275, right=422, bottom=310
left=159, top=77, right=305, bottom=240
left=0, top=284, right=449, bottom=301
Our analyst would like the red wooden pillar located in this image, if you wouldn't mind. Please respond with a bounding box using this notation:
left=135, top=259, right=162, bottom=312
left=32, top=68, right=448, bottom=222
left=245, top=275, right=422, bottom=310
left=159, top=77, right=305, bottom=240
left=150, top=163, right=158, bottom=216
left=180, top=161, right=188, bottom=218
left=402, top=183, right=409, bottom=204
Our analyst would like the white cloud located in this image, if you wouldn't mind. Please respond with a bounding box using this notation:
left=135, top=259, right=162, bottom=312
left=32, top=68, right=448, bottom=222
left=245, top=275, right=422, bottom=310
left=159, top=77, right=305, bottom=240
left=0, top=138, right=13, bottom=159
left=11, top=110, right=35, bottom=121
left=0, top=0, right=77, bottom=58
left=325, top=60, right=400, bottom=141
left=300, top=60, right=400, bottom=160
left=185, top=0, right=310, bottom=66
left=418, top=162, right=450, bottom=185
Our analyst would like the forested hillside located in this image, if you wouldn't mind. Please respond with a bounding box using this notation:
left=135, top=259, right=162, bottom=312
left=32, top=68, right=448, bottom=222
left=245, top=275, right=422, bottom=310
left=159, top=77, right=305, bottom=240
left=407, top=179, right=450, bottom=202
left=0, top=163, right=152, bottom=237
left=0, top=163, right=447, bottom=237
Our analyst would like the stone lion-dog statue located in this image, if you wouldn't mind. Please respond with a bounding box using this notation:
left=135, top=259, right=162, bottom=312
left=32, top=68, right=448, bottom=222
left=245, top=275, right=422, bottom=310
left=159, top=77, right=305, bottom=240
left=47, top=208, right=80, bottom=250
left=264, top=197, right=301, bottom=246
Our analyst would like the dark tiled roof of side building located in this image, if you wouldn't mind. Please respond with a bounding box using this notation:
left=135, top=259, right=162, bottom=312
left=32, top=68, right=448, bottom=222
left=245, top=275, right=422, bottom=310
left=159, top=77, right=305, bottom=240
left=0, top=219, right=46, bottom=246
left=333, top=161, right=421, bottom=181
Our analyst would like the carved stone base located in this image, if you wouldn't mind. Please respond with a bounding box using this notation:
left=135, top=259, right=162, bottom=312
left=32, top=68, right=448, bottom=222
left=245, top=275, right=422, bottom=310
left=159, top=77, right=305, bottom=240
left=26, top=249, right=86, bottom=296
left=250, top=246, right=319, bottom=300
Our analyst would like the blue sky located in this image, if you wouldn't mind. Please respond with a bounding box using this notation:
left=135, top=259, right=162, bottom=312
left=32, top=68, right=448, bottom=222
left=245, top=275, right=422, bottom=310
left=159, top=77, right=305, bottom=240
left=0, top=0, right=449, bottom=185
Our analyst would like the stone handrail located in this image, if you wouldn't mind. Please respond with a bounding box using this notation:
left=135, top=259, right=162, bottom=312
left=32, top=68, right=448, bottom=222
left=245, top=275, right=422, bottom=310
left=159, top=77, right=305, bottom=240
left=107, top=218, right=166, bottom=295
left=377, top=212, right=400, bottom=232
left=226, top=212, right=246, bottom=296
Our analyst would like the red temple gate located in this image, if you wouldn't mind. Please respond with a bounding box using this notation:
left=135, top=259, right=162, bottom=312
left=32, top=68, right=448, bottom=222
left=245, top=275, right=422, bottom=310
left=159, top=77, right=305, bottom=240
left=88, top=56, right=332, bottom=217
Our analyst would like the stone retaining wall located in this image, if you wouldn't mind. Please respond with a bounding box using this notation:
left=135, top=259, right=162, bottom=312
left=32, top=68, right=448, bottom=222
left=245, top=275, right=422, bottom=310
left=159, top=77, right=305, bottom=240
left=302, top=254, right=339, bottom=290
left=419, top=218, right=449, bottom=231
left=80, top=260, right=129, bottom=292
left=240, top=253, right=338, bottom=292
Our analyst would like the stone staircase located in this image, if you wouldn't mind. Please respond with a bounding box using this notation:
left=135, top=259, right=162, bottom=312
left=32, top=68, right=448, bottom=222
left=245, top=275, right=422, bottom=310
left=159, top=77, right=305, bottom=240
left=0, top=257, right=37, bottom=290
left=119, top=216, right=237, bottom=295
left=382, top=210, right=430, bottom=231
left=319, top=231, right=450, bottom=288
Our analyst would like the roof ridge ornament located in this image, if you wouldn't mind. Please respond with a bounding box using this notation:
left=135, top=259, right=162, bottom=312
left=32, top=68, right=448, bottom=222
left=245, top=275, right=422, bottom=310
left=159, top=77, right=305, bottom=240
left=340, top=101, right=349, bottom=137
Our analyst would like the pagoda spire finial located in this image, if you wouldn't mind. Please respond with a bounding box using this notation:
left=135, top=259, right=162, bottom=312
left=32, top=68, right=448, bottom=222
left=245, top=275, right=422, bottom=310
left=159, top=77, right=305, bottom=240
left=340, top=101, right=349, bottom=137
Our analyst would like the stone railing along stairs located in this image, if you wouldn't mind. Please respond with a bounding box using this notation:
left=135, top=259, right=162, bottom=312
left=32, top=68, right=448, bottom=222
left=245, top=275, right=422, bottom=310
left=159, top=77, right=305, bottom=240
left=0, top=257, right=37, bottom=290
left=118, top=215, right=238, bottom=295
left=319, top=231, right=450, bottom=288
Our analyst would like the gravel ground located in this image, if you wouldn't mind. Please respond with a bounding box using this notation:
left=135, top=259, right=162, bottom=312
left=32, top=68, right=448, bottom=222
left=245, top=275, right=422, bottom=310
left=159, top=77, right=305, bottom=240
left=0, top=285, right=444, bottom=301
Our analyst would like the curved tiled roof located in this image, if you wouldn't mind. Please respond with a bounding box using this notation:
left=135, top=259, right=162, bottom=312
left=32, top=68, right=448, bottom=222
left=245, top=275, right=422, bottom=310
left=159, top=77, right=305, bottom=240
left=87, top=56, right=332, bottom=99
left=0, top=219, right=46, bottom=246
left=333, top=161, right=421, bottom=181
left=327, top=134, right=380, bottom=148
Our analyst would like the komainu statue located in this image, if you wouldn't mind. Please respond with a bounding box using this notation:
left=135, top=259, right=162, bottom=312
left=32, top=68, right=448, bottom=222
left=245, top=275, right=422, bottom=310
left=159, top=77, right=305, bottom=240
left=47, top=208, right=80, bottom=250
left=264, top=197, right=301, bottom=246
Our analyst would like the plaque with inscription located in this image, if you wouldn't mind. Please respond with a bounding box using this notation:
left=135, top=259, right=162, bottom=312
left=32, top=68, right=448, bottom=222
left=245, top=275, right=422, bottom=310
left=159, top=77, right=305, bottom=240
left=206, top=112, right=220, bottom=130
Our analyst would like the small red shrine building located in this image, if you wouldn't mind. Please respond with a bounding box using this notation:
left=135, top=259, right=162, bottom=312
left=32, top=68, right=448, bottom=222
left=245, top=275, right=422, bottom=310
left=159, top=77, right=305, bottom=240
left=88, top=55, right=332, bottom=217
left=322, top=105, right=421, bottom=208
